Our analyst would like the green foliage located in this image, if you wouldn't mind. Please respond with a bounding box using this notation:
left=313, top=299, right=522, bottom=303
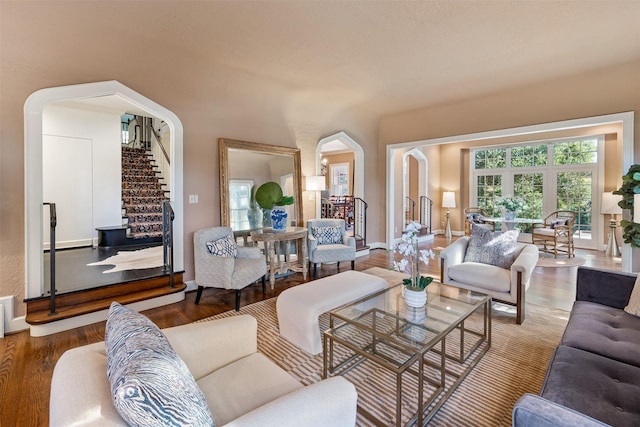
left=254, top=182, right=294, bottom=209
left=403, top=276, right=433, bottom=291
left=614, top=165, right=640, bottom=248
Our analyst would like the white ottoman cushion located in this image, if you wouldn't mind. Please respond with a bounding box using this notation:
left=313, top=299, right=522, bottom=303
left=276, top=270, right=388, bottom=355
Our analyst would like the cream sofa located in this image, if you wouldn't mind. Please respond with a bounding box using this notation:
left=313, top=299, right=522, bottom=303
left=50, top=315, right=357, bottom=426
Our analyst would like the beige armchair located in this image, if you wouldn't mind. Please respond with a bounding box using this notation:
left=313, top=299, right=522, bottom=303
left=307, top=219, right=356, bottom=278
left=531, top=210, right=576, bottom=258
left=439, top=235, right=539, bottom=324
left=464, top=207, right=495, bottom=235
left=50, top=315, right=359, bottom=426
left=194, top=226, right=267, bottom=311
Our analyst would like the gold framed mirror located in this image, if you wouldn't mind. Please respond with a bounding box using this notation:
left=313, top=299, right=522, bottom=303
left=219, top=138, right=303, bottom=230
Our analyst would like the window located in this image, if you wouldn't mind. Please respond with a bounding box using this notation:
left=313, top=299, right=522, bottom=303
left=330, top=163, right=350, bottom=196
left=229, top=180, right=253, bottom=231
left=471, top=135, right=602, bottom=246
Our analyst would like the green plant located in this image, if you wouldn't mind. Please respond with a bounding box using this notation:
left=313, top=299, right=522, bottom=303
left=254, top=182, right=294, bottom=209
left=613, top=164, right=640, bottom=248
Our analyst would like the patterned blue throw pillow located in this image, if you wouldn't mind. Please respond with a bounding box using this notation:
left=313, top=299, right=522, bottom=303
left=105, top=302, right=215, bottom=426
left=464, top=226, right=519, bottom=269
left=206, top=234, right=237, bottom=258
left=312, top=226, right=343, bottom=244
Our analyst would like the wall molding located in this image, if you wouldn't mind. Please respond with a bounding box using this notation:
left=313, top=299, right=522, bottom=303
left=0, top=296, right=29, bottom=336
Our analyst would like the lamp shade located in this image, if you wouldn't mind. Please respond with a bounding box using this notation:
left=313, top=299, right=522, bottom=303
left=442, top=191, right=456, bottom=208
left=601, top=192, right=622, bottom=215
left=306, top=176, right=326, bottom=192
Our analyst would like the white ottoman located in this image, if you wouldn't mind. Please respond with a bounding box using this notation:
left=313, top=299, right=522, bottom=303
left=276, top=270, right=388, bottom=355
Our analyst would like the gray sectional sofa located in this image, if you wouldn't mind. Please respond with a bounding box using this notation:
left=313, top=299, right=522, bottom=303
left=513, top=266, right=640, bottom=426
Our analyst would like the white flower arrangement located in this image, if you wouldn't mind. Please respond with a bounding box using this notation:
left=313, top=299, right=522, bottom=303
left=392, top=221, right=435, bottom=290
left=496, top=195, right=526, bottom=212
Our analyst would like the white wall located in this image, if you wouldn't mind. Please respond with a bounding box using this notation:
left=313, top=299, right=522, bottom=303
left=43, top=104, right=122, bottom=245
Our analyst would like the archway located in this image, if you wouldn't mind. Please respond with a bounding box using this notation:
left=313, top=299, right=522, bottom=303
left=24, top=80, right=184, bottom=299
left=402, top=147, right=428, bottom=227
left=316, top=131, right=364, bottom=199
left=386, top=112, right=635, bottom=274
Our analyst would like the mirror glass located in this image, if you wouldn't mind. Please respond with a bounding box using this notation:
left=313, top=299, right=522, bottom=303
left=219, top=138, right=303, bottom=231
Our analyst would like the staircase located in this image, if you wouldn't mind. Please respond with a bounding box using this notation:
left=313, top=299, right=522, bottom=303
left=121, top=146, right=168, bottom=241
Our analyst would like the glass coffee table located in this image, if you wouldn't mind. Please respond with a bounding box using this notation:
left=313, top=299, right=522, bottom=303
left=323, top=281, right=491, bottom=426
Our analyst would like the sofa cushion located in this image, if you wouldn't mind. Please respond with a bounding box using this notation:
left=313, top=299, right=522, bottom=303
left=197, top=352, right=302, bottom=426
left=561, top=301, right=640, bottom=368
left=464, top=226, right=519, bottom=269
left=207, top=234, right=238, bottom=258
left=105, top=302, right=215, bottom=426
left=448, top=261, right=511, bottom=293
left=541, top=345, right=640, bottom=426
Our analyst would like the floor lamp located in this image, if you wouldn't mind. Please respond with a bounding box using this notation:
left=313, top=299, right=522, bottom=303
left=306, top=176, right=326, bottom=218
left=601, top=191, right=622, bottom=257
left=442, top=191, right=456, bottom=239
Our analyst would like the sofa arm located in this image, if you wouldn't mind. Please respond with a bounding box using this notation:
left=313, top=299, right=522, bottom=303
left=164, top=315, right=258, bottom=380
left=511, top=244, right=538, bottom=285
left=236, top=245, right=263, bottom=259
left=438, top=237, right=469, bottom=282
left=513, top=394, right=609, bottom=427
left=344, top=235, right=356, bottom=249
left=576, top=266, right=637, bottom=309
left=224, top=377, right=357, bottom=427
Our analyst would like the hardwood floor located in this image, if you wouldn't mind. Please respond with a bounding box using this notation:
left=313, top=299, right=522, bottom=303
left=0, top=235, right=622, bottom=426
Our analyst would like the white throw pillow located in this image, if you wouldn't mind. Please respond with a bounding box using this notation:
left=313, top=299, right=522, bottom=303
left=624, top=274, right=640, bottom=316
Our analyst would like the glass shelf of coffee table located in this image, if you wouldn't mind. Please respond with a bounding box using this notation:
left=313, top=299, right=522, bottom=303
left=323, top=281, right=491, bottom=426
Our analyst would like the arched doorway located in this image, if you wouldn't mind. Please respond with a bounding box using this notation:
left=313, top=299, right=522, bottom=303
left=24, top=80, right=184, bottom=299
left=403, top=147, right=428, bottom=228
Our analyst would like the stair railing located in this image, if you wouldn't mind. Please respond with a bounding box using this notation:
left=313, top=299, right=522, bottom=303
left=353, top=197, right=368, bottom=247
left=405, top=197, right=416, bottom=224
left=162, top=200, right=175, bottom=288
left=43, top=202, right=57, bottom=315
left=419, top=196, right=434, bottom=234
left=150, top=125, right=170, bottom=165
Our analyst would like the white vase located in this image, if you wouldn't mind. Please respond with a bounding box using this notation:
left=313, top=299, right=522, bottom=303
left=505, top=210, right=516, bottom=220
left=402, top=287, right=427, bottom=308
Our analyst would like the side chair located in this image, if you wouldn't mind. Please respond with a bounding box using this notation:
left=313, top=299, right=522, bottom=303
left=193, top=226, right=267, bottom=311
left=307, top=219, right=356, bottom=278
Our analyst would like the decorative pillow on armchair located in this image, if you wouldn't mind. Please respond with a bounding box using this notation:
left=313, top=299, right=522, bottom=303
left=206, top=234, right=238, bottom=257
left=105, top=302, right=215, bottom=426
left=311, top=226, right=343, bottom=244
left=464, top=226, right=519, bottom=269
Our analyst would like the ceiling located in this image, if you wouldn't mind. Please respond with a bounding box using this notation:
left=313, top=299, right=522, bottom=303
left=145, top=0, right=640, bottom=117
left=44, top=1, right=640, bottom=120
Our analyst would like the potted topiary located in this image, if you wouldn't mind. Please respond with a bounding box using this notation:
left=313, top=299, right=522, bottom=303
left=614, top=164, right=640, bottom=248
left=254, top=182, right=294, bottom=231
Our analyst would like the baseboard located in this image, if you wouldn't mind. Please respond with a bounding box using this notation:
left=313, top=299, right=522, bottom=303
left=184, top=280, right=197, bottom=292
left=43, top=238, right=93, bottom=250
left=368, top=241, right=387, bottom=250
left=0, top=295, right=29, bottom=335
left=28, top=291, right=185, bottom=337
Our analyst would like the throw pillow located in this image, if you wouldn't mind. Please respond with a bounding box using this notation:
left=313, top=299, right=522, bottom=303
left=464, top=226, right=520, bottom=269
left=206, top=234, right=237, bottom=258
left=550, top=218, right=568, bottom=229
left=624, top=275, right=640, bottom=317
left=105, top=302, right=215, bottom=427
left=311, top=226, right=343, bottom=244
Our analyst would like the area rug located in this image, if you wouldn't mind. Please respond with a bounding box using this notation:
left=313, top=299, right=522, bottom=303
left=536, top=252, right=586, bottom=268
left=86, top=245, right=163, bottom=273
left=198, top=269, right=569, bottom=426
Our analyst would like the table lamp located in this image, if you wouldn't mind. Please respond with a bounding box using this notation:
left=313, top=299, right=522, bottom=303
left=601, top=191, right=622, bottom=257
left=442, top=191, right=456, bottom=239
